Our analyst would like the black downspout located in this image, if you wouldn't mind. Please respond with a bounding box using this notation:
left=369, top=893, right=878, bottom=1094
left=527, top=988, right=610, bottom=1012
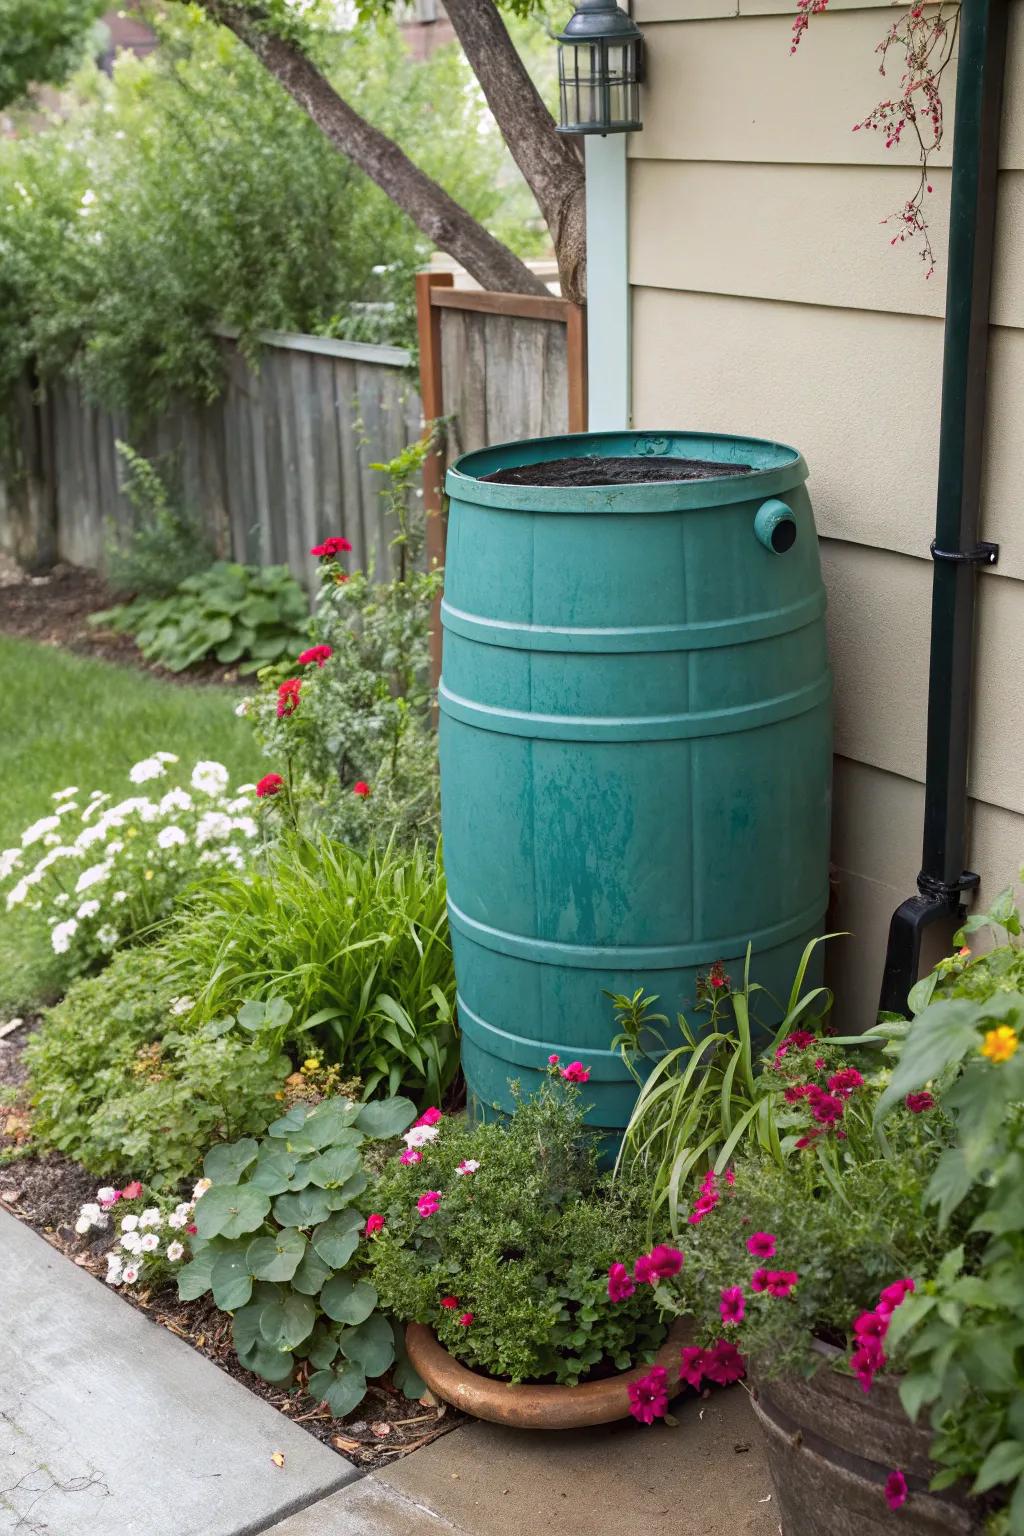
left=877, top=0, right=1006, bottom=1017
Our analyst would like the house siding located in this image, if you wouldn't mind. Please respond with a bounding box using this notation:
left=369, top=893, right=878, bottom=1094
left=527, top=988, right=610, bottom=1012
left=627, top=0, right=1024, bottom=1024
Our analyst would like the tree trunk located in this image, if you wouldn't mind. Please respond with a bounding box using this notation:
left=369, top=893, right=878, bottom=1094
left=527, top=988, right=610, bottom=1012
left=196, top=0, right=552, bottom=298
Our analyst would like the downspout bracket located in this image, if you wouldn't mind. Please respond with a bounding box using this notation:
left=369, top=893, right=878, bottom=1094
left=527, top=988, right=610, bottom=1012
left=929, top=539, right=999, bottom=566
left=917, top=869, right=981, bottom=904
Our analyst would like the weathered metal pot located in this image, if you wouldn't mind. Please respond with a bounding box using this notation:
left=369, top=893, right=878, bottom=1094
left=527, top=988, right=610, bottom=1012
left=405, top=1318, right=691, bottom=1430
left=749, top=1343, right=980, bottom=1535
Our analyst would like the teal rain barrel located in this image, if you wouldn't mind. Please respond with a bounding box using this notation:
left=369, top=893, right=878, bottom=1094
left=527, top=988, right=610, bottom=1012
left=438, top=431, right=832, bottom=1136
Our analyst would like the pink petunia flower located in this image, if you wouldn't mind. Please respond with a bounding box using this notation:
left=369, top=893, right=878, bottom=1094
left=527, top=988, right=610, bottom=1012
left=746, top=1232, right=777, bottom=1259
left=678, top=1346, right=706, bottom=1389
left=750, top=1268, right=770, bottom=1294
left=634, top=1245, right=684, bottom=1285
left=720, top=1286, right=745, bottom=1326
left=415, top=1107, right=443, bottom=1127
left=765, top=1270, right=799, bottom=1299
left=627, top=1366, right=669, bottom=1425
left=877, top=1277, right=915, bottom=1316
left=885, top=1470, right=908, bottom=1510
left=607, top=1263, right=635, bottom=1303
left=416, top=1190, right=441, bottom=1218
left=702, top=1339, right=746, bottom=1385
left=399, top=1147, right=423, bottom=1166
left=560, top=1060, right=590, bottom=1084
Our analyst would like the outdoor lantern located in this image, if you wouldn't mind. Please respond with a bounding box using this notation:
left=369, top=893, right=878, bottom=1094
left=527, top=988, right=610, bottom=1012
left=556, top=0, right=643, bottom=137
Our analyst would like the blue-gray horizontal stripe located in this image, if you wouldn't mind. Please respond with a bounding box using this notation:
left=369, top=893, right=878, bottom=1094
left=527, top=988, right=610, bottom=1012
left=441, top=589, right=826, bottom=654
left=447, top=892, right=828, bottom=971
left=438, top=670, right=832, bottom=742
left=457, top=995, right=641, bottom=1080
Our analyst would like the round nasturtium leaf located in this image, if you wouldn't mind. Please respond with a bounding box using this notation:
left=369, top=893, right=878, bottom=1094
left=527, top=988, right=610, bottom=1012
left=290, top=1246, right=334, bottom=1297
left=305, top=1324, right=340, bottom=1370
left=203, top=1136, right=259, bottom=1185
left=260, top=1293, right=317, bottom=1352
left=267, top=1103, right=310, bottom=1139
left=238, top=1338, right=295, bottom=1386
left=272, top=1186, right=337, bottom=1229
left=320, top=1275, right=377, bottom=1327
left=306, top=1145, right=361, bottom=1190
left=211, top=1248, right=254, bottom=1311
left=311, top=1208, right=363, bottom=1269
left=249, top=1145, right=298, bottom=1195
left=338, top=1312, right=395, bottom=1377
left=195, top=1183, right=271, bottom=1240
left=307, top=1362, right=368, bottom=1419
left=354, top=1097, right=417, bottom=1140
left=301, top=1100, right=363, bottom=1149
left=246, top=1229, right=307, bottom=1283
left=233, top=1299, right=270, bottom=1356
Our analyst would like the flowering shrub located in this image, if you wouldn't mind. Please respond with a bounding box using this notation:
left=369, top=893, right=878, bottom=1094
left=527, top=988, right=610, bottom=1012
left=27, top=950, right=293, bottom=1186
left=1, top=755, right=260, bottom=980
left=75, top=1179, right=201, bottom=1290
left=180, top=1094, right=425, bottom=1416
left=249, top=437, right=443, bottom=852
left=368, top=1076, right=666, bottom=1385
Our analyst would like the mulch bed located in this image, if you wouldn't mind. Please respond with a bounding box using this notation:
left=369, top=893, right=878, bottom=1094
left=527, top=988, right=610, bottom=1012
left=0, top=556, right=241, bottom=687
left=0, top=1019, right=459, bottom=1470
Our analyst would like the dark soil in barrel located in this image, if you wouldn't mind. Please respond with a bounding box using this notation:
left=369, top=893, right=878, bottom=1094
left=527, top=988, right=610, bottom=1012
left=482, top=455, right=752, bottom=488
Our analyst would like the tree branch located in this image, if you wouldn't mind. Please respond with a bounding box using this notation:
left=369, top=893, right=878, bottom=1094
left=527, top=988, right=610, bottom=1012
left=440, top=0, right=587, bottom=303
left=193, top=0, right=551, bottom=297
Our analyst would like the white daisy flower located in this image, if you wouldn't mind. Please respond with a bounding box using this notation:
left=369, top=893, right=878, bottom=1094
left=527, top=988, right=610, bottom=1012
left=158, top=788, right=192, bottom=815
left=128, top=758, right=166, bottom=784
left=77, top=899, right=101, bottom=920
left=167, top=1211, right=186, bottom=1229
left=75, top=1215, right=92, bottom=1235
left=75, top=863, right=110, bottom=894
left=52, top=786, right=78, bottom=801
left=157, top=825, right=187, bottom=850
left=22, top=815, right=60, bottom=847
left=191, top=761, right=229, bottom=797
left=0, top=848, right=21, bottom=880
left=51, top=919, right=79, bottom=954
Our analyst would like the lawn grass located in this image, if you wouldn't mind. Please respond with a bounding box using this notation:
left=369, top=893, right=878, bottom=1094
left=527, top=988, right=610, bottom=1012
left=0, top=636, right=258, bottom=1011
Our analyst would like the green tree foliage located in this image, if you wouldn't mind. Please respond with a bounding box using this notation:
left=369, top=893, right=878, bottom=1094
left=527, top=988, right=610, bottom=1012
left=0, top=9, right=542, bottom=419
left=0, top=0, right=102, bottom=109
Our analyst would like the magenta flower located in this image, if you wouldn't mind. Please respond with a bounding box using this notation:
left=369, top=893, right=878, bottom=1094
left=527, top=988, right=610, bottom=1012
left=702, top=1339, right=746, bottom=1385
left=399, top=1147, right=423, bottom=1166
left=560, top=1060, right=590, bottom=1083
left=885, top=1470, right=908, bottom=1510
left=719, top=1286, right=745, bottom=1326
left=547, top=1054, right=560, bottom=1065
left=607, top=1262, right=635, bottom=1303
left=750, top=1268, right=770, bottom=1294
left=765, top=1270, right=798, bottom=1299
left=688, top=1191, right=719, bottom=1225
left=827, top=1067, right=864, bottom=1100
left=627, top=1366, right=669, bottom=1425
left=877, top=1277, right=915, bottom=1316
left=678, top=1346, right=706, bottom=1389
left=416, top=1190, right=441, bottom=1218
left=634, top=1245, right=683, bottom=1285
left=853, top=1310, right=888, bottom=1341
left=746, top=1232, right=777, bottom=1259
left=458, top=1312, right=474, bottom=1327
left=808, top=1090, right=844, bottom=1126
left=414, top=1107, right=443, bottom=1128
left=364, top=1213, right=385, bottom=1237
left=905, top=1091, right=934, bottom=1113
left=723, top=1168, right=735, bottom=1186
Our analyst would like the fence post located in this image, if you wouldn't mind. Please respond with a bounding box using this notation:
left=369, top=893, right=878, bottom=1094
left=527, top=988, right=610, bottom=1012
left=416, top=270, right=454, bottom=692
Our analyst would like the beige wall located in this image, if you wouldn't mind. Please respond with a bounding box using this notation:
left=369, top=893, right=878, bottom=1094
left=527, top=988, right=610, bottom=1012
left=627, top=0, right=1024, bottom=1025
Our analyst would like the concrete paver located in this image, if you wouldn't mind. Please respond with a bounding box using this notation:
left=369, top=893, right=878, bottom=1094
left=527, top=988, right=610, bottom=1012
left=267, top=1381, right=779, bottom=1536
left=0, top=1210, right=356, bottom=1536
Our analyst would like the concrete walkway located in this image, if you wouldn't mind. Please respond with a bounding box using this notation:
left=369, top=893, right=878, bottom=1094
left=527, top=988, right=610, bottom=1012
left=0, top=1211, right=778, bottom=1536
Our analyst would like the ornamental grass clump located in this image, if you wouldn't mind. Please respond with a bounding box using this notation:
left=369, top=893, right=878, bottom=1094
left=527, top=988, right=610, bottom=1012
left=367, top=1073, right=668, bottom=1386
left=0, top=754, right=260, bottom=981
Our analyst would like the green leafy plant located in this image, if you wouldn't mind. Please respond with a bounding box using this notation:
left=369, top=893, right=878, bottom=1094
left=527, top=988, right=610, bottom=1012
left=0, top=0, right=102, bottom=110
left=180, top=1094, right=424, bottom=1415
left=26, top=947, right=293, bottom=1186
left=251, top=434, right=442, bottom=851
left=92, top=562, right=310, bottom=674
left=368, top=1076, right=667, bottom=1385
left=167, top=833, right=457, bottom=1105
left=105, top=442, right=214, bottom=598
left=614, top=940, right=836, bottom=1235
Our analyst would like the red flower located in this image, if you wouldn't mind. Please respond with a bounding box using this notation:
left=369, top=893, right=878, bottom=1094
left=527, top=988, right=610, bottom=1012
left=784, top=1083, right=811, bottom=1103
left=773, top=1029, right=817, bottom=1066
left=186, top=1223, right=197, bottom=1234
left=634, top=1245, right=684, bottom=1285
left=885, top=1469, right=908, bottom=1510
left=560, top=1060, right=590, bottom=1084
left=458, top=1312, right=474, bottom=1327
left=310, top=536, right=352, bottom=558
left=627, top=1366, right=669, bottom=1424
left=678, top=1346, right=706, bottom=1389
left=297, top=645, right=333, bottom=669
left=905, top=1091, right=934, bottom=1113
left=440, top=1296, right=459, bottom=1309
left=807, top=1088, right=844, bottom=1126
left=277, top=679, right=302, bottom=718
left=827, top=1068, right=864, bottom=1100
left=764, top=1270, right=799, bottom=1299
left=608, top=1263, right=635, bottom=1303
left=719, top=1286, right=745, bottom=1326
left=702, top=1340, right=745, bottom=1386
left=750, top=1268, right=770, bottom=1294
left=122, top=1181, right=143, bottom=1199
left=746, top=1232, right=777, bottom=1259
left=365, top=1213, right=385, bottom=1237
left=353, top=781, right=371, bottom=798
left=255, top=773, right=284, bottom=798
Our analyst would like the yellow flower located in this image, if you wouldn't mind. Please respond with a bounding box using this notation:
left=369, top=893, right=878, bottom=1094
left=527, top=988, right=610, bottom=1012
left=981, top=1026, right=1019, bottom=1064
left=144, top=869, right=154, bottom=881
left=303, top=1057, right=320, bottom=1072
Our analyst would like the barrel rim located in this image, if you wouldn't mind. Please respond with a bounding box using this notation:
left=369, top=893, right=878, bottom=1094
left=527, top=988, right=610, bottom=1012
left=446, top=430, right=808, bottom=513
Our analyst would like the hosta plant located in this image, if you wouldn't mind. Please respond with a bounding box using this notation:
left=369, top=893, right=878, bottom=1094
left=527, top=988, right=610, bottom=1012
left=180, top=1093, right=425, bottom=1416
left=1, top=755, right=260, bottom=981
left=92, top=561, right=310, bottom=674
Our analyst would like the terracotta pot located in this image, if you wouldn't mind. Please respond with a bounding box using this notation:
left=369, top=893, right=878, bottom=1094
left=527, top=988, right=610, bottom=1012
left=749, top=1342, right=981, bottom=1535
left=404, top=1319, right=692, bottom=1430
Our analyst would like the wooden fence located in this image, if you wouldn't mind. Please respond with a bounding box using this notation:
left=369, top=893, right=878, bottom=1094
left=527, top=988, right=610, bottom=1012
left=0, top=331, right=421, bottom=588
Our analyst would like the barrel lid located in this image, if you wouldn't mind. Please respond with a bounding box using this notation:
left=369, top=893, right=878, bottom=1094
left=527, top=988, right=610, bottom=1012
left=446, top=430, right=808, bottom=513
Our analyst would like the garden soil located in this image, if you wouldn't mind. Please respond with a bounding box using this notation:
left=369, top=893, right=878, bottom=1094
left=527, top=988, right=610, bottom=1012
left=0, top=1020, right=459, bottom=1471
left=482, top=455, right=752, bottom=487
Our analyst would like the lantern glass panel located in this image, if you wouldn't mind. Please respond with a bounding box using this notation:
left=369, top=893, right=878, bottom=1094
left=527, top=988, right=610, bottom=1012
left=557, top=34, right=641, bottom=134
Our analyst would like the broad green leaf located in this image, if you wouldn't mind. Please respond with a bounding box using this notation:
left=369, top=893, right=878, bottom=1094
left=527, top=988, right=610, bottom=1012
left=308, top=1362, right=368, bottom=1419
left=339, top=1312, right=394, bottom=1377
left=246, top=1230, right=307, bottom=1282
left=238, top=1338, right=295, bottom=1386
left=272, top=1186, right=338, bottom=1228
left=972, top=1440, right=1024, bottom=1495
left=261, top=1293, right=317, bottom=1352
left=301, top=1099, right=363, bottom=1149
left=927, top=1148, right=974, bottom=1226
left=249, top=1145, right=299, bottom=1196
left=211, top=1247, right=253, bottom=1310
left=320, top=1275, right=377, bottom=1326
left=203, top=1137, right=259, bottom=1185
left=196, top=1183, right=270, bottom=1240
left=177, top=1247, right=218, bottom=1301
left=238, top=997, right=293, bottom=1033
left=306, top=1145, right=362, bottom=1190
left=305, top=1324, right=340, bottom=1370
left=354, top=1096, right=417, bottom=1140
left=290, top=1246, right=334, bottom=1297
left=392, top=1320, right=427, bottom=1400
left=311, top=1208, right=363, bottom=1269
left=898, top=1370, right=940, bottom=1422
left=268, top=1103, right=311, bottom=1139
left=875, top=1001, right=982, bottom=1120
left=233, top=1300, right=270, bottom=1356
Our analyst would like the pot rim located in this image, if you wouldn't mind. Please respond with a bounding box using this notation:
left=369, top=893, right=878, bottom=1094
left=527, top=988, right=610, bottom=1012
left=404, top=1317, right=693, bottom=1431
